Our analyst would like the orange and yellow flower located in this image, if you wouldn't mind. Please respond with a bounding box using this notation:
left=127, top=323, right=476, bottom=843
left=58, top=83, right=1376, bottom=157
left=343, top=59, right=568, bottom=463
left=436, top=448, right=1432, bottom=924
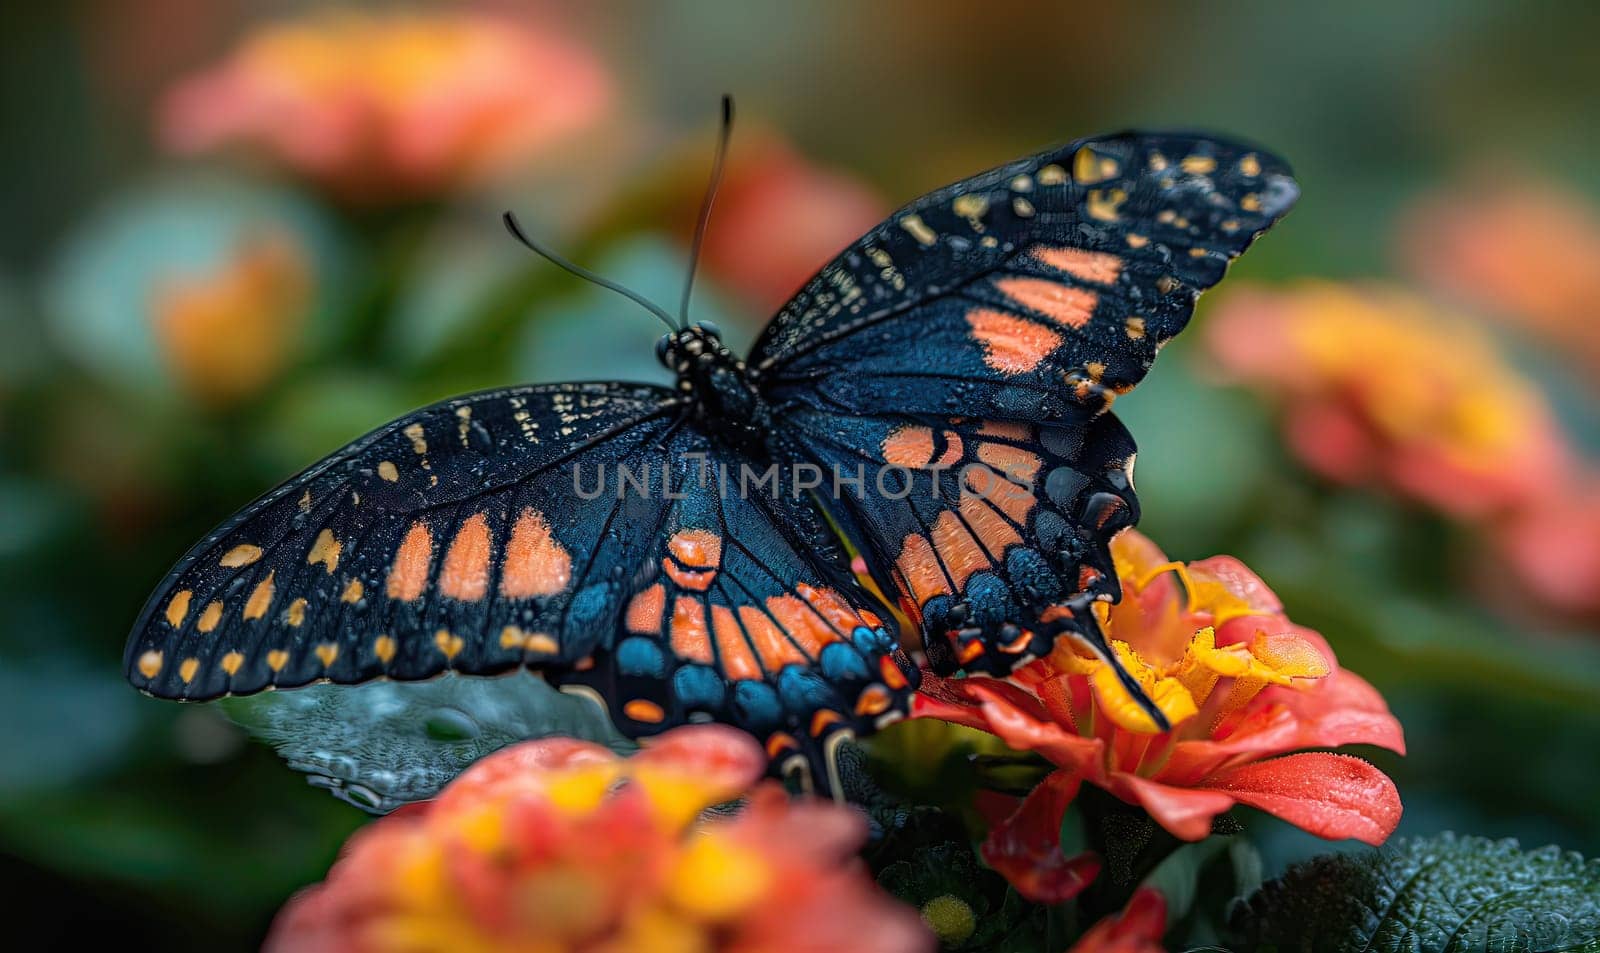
left=1204, top=282, right=1572, bottom=518
left=1400, top=177, right=1600, bottom=373
left=915, top=530, right=1403, bottom=901
left=150, top=229, right=311, bottom=407
left=268, top=726, right=932, bottom=953
left=160, top=12, right=611, bottom=202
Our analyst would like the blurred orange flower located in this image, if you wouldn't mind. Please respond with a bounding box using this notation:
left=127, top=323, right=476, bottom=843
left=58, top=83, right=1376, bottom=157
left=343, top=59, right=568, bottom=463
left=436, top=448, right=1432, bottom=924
left=267, top=726, right=932, bottom=953
left=1067, top=888, right=1167, bottom=953
left=1204, top=282, right=1573, bottom=518
left=698, top=135, right=888, bottom=312
left=150, top=230, right=310, bottom=407
left=916, top=530, right=1403, bottom=900
left=160, top=12, right=610, bottom=202
left=1400, top=177, right=1600, bottom=372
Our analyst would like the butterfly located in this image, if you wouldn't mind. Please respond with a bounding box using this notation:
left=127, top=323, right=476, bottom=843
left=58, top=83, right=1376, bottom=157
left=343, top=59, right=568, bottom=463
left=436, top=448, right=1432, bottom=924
left=125, top=122, right=1297, bottom=794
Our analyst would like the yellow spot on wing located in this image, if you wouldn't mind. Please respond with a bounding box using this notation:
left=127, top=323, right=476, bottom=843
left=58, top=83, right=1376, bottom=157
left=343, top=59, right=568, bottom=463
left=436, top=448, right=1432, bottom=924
left=1181, top=155, right=1217, bottom=175
left=952, top=193, right=989, bottom=222
left=315, top=643, right=338, bottom=668
left=165, top=590, right=192, bottom=628
left=137, top=650, right=163, bottom=678
left=179, top=658, right=199, bottom=684
left=499, top=626, right=528, bottom=650
left=1036, top=163, right=1067, bottom=185
left=898, top=214, right=937, bottom=247
left=221, top=651, right=244, bottom=676
left=307, top=529, right=341, bottom=572
left=220, top=544, right=263, bottom=567
left=244, top=571, right=275, bottom=621
left=434, top=629, right=464, bottom=660
left=377, top=461, right=399, bottom=482
left=341, top=578, right=364, bottom=603
left=267, top=649, right=289, bottom=672
left=403, top=423, right=427, bottom=455
left=198, top=601, right=224, bottom=633
left=286, top=597, right=307, bottom=627
left=1239, top=154, right=1262, bottom=177
left=1085, top=188, right=1126, bottom=222
left=374, top=635, right=396, bottom=664
left=1073, top=146, right=1119, bottom=184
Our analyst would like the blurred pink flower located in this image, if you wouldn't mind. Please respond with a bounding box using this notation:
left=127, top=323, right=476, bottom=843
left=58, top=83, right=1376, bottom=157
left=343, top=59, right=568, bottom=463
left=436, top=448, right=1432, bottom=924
left=1205, top=282, right=1574, bottom=519
left=698, top=134, right=888, bottom=312
left=1400, top=177, right=1600, bottom=373
left=1493, top=479, right=1600, bottom=620
left=268, top=726, right=932, bottom=953
left=160, top=11, right=611, bottom=202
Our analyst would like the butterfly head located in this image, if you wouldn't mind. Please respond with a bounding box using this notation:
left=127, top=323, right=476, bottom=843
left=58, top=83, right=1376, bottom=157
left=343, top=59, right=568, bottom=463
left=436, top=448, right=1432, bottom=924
left=658, top=321, right=768, bottom=444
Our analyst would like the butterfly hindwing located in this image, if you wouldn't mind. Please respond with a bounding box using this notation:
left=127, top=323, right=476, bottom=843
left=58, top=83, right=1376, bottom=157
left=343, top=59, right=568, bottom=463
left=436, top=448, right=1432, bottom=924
left=783, top=410, right=1138, bottom=675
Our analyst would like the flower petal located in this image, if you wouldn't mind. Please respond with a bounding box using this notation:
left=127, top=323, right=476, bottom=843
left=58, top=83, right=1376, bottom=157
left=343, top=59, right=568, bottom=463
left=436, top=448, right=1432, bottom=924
left=1068, top=887, right=1168, bottom=953
left=964, top=681, right=1103, bottom=773
left=1109, top=772, right=1237, bottom=842
left=1198, top=752, right=1401, bottom=845
left=1270, top=668, right=1407, bottom=755
left=434, top=736, right=618, bottom=812
left=980, top=771, right=1101, bottom=903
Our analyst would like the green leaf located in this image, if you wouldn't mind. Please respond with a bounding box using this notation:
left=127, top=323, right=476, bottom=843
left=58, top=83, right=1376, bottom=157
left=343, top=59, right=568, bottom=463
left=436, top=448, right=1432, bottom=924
left=223, top=672, right=632, bottom=812
left=1229, top=833, right=1600, bottom=952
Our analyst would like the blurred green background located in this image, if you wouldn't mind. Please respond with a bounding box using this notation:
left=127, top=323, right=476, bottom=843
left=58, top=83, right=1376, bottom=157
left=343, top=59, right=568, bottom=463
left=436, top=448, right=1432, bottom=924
left=3, top=2, right=1598, bottom=948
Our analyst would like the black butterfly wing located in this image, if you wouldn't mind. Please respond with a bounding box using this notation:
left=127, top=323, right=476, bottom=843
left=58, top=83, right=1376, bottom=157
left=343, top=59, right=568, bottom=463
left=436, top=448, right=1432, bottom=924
left=751, top=131, right=1297, bottom=706
left=780, top=409, right=1138, bottom=676
left=126, top=382, right=913, bottom=787
left=750, top=131, right=1297, bottom=422
left=557, top=436, right=918, bottom=792
left=125, top=381, right=680, bottom=697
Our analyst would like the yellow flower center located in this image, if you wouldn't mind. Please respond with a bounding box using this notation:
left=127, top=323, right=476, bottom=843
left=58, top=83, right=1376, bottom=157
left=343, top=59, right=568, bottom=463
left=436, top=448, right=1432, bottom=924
left=1051, top=559, right=1330, bottom=745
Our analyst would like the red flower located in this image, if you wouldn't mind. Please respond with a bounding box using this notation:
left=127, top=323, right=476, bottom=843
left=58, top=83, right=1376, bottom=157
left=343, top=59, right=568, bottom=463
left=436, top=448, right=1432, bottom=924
left=1067, top=889, right=1168, bottom=953
left=160, top=12, right=611, bottom=203
left=1204, top=282, right=1573, bottom=518
left=697, top=134, right=888, bottom=312
left=268, top=726, right=932, bottom=953
left=916, top=531, right=1403, bottom=901
left=1400, top=176, right=1600, bottom=375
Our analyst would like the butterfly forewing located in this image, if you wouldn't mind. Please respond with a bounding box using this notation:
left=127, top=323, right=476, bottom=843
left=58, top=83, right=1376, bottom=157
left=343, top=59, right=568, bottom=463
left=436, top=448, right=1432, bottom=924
left=752, top=131, right=1297, bottom=422
left=126, top=382, right=678, bottom=697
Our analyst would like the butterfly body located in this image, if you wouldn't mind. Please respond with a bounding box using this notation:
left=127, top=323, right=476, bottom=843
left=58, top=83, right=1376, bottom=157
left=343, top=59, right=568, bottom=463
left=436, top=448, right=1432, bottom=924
left=126, top=131, right=1298, bottom=792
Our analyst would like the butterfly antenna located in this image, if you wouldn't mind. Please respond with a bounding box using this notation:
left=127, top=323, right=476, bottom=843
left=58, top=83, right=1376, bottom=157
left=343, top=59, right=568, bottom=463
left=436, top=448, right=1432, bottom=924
left=678, top=94, right=734, bottom=330
left=501, top=211, right=678, bottom=333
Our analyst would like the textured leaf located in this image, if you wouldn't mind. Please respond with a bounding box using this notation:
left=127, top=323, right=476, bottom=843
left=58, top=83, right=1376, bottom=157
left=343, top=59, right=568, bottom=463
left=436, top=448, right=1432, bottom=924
left=1230, top=833, right=1600, bottom=952
left=223, top=672, right=631, bottom=812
